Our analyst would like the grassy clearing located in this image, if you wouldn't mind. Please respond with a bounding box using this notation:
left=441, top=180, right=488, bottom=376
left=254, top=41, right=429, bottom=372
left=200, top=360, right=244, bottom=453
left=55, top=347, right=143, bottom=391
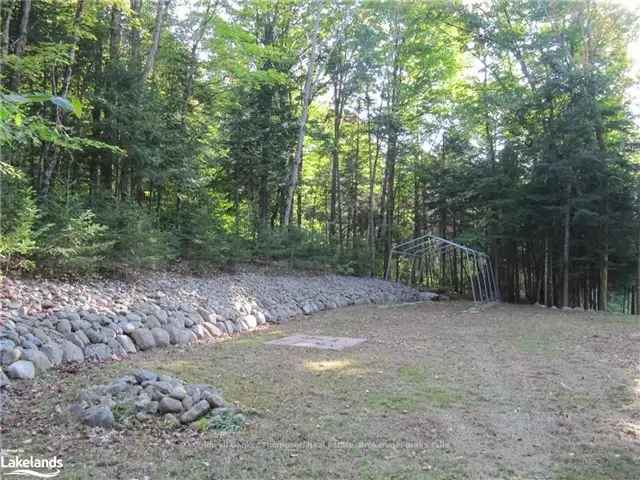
left=1, top=302, right=638, bottom=479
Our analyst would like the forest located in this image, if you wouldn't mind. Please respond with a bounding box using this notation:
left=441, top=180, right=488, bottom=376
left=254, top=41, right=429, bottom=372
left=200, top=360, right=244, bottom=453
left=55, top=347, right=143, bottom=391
left=0, top=0, right=639, bottom=312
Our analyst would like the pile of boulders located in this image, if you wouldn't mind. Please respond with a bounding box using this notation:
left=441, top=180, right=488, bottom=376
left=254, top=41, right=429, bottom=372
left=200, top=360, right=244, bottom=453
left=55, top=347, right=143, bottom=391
left=0, top=272, right=434, bottom=388
left=71, top=369, right=242, bottom=429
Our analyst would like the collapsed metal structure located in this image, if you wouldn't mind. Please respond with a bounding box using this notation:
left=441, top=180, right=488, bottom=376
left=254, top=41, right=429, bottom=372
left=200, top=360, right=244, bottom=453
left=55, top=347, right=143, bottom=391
left=385, top=234, right=499, bottom=302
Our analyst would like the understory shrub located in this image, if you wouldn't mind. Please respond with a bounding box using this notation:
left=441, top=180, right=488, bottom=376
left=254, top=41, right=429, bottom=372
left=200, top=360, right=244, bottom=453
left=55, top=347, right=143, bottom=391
left=0, top=173, right=37, bottom=272
left=176, top=203, right=251, bottom=266
left=36, top=209, right=113, bottom=275
left=254, top=226, right=338, bottom=270
left=97, top=200, right=177, bottom=270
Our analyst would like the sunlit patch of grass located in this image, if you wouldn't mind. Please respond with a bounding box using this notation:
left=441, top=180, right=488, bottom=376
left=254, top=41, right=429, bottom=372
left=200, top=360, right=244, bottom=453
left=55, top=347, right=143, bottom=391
left=305, top=359, right=353, bottom=372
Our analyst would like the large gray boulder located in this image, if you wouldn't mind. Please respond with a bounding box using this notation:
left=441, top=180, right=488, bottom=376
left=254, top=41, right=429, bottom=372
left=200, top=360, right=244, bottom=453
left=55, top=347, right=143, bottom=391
left=151, top=328, right=170, bottom=347
left=55, top=318, right=72, bottom=334
left=21, top=348, right=52, bottom=371
left=82, top=405, right=114, bottom=428
left=61, top=340, right=85, bottom=363
left=41, top=343, right=64, bottom=366
left=180, top=399, right=210, bottom=424
left=6, top=360, right=35, bottom=379
left=84, top=343, right=113, bottom=362
left=202, top=322, right=223, bottom=337
left=130, top=328, right=156, bottom=351
left=166, top=326, right=194, bottom=345
left=0, top=347, right=21, bottom=366
left=158, top=396, right=183, bottom=414
left=116, top=335, right=136, bottom=353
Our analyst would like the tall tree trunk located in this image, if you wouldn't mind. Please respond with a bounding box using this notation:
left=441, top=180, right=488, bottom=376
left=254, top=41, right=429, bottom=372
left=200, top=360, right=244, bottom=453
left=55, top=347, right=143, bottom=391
left=9, top=0, right=29, bottom=91
left=330, top=76, right=344, bottom=246
left=637, top=226, right=640, bottom=316
left=142, top=0, right=170, bottom=82
left=381, top=27, right=402, bottom=278
left=1, top=1, right=14, bottom=89
left=562, top=194, right=571, bottom=308
left=39, top=0, right=85, bottom=202
left=109, top=5, right=121, bottom=61
left=181, top=0, right=217, bottom=120
left=366, top=91, right=380, bottom=276
left=283, top=1, right=320, bottom=226
left=544, top=235, right=549, bottom=306
left=129, top=0, right=142, bottom=69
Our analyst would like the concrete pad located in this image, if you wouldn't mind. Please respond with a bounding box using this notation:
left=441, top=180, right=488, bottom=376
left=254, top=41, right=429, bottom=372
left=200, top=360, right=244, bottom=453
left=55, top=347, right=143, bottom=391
left=267, top=335, right=366, bottom=351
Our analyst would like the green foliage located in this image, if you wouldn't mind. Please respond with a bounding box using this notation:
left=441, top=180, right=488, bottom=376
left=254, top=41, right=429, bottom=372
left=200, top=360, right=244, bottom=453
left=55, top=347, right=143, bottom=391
left=0, top=174, right=37, bottom=272
left=36, top=209, right=113, bottom=275
left=97, top=200, right=176, bottom=270
left=0, top=0, right=638, bottom=313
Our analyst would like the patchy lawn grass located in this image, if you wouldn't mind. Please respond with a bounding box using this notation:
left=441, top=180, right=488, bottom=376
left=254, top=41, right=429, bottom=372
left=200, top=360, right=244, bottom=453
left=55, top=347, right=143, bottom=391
left=1, top=302, right=639, bottom=479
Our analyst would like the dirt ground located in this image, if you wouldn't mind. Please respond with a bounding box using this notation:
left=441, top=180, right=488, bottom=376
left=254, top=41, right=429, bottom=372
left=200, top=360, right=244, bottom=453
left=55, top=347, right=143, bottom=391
left=1, top=301, right=639, bottom=479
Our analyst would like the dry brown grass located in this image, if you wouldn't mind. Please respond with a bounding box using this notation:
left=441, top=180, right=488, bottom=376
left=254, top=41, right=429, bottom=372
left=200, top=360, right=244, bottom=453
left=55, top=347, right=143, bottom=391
left=1, top=302, right=639, bottom=479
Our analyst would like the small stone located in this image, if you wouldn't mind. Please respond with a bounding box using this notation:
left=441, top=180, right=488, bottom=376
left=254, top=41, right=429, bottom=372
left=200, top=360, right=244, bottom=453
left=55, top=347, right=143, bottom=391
left=167, top=327, right=194, bottom=345
left=126, top=312, right=143, bottom=322
left=169, top=386, right=187, bottom=400
left=163, top=413, right=180, bottom=427
left=122, top=322, right=136, bottom=334
left=151, top=328, right=170, bottom=348
left=301, top=302, right=316, bottom=315
left=82, top=405, right=115, bottom=428
left=116, top=335, right=136, bottom=353
left=85, top=328, right=107, bottom=344
left=145, top=401, right=159, bottom=415
left=84, top=343, right=113, bottom=362
left=40, top=343, right=64, bottom=366
left=202, top=322, right=223, bottom=337
left=107, top=338, right=128, bottom=358
left=0, top=369, right=9, bottom=388
left=21, top=349, right=52, bottom=371
left=133, top=369, right=158, bottom=383
left=0, top=339, right=16, bottom=350
left=182, top=396, right=193, bottom=411
left=6, top=360, right=35, bottom=379
left=197, top=308, right=213, bottom=323
left=0, top=347, right=22, bottom=366
left=190, top=324, right=207, bottom=340
left=202, top=391, right=226, bottom=408
left=158, top=396, right=183, bottom=414
left=144, top=315, right=161, bottom=329
left=61, top=340, right=84, bottom=363
left=130, top=328, right=156, bottom=351
left=56, top=319, right=72, bottom=334
left=180, top=400, right=210, bottom=424
left=75, top=330, right=91, bottom=346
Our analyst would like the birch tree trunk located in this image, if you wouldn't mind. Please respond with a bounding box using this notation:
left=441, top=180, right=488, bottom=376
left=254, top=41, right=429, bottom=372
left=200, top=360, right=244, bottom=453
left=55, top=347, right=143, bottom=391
left=182, top=0, right=217, bottom=121
left=9, top=0, right=29, bottom=91
left=283, top=1, right=320, bottom=226
left=142, top=0, right=170, bottom=82
left=129, top=0, right=142, bottom=69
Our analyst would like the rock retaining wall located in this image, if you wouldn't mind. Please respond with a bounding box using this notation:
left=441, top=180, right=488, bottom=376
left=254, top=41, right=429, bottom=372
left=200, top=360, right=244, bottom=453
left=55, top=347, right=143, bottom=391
left=0, top=271, right=432, bottom=388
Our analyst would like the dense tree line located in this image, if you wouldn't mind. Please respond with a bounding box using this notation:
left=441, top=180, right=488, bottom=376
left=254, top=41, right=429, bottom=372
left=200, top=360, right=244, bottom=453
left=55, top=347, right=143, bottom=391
left=0, top=0, right=638, bottom=312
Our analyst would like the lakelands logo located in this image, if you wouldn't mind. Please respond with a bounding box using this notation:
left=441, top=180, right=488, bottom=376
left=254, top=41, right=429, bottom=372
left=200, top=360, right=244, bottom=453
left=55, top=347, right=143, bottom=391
left=0, top=449, right=63, bottom=478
